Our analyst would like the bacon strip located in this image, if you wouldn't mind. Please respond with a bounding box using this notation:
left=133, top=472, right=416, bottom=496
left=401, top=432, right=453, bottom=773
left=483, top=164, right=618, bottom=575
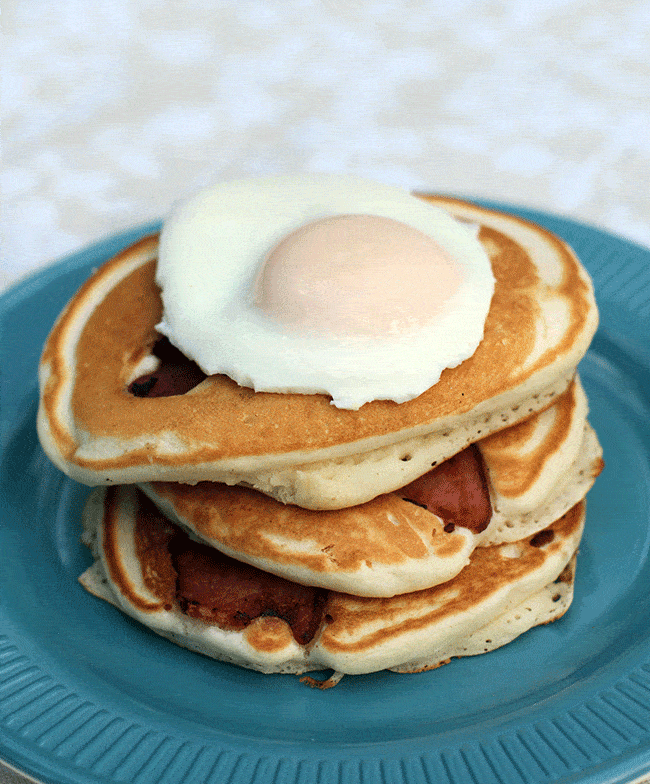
left=172, top=538, right=327, bottom=645
left=400, top=445, right=492, bottom=534
left=129, top=337, right=207, bottom=397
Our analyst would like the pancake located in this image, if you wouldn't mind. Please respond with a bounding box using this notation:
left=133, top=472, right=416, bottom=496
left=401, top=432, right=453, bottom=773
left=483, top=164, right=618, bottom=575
left=388, top=553, right=577, bottom=675
left=479, top=376, right=604, bottom=544
left=78, top=484, right=584, bottom=677
left=37, top=197, right=598, bottom=509
left=134, top=377, right=601, bottom=597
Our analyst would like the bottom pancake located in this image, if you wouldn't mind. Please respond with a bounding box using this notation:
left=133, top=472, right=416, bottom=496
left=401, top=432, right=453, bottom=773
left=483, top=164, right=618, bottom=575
left=79, top=485, right=584, bottom=679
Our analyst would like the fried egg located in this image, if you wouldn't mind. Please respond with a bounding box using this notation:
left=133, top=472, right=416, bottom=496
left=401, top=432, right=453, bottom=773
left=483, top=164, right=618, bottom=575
left=155, top=174, right=495, bottom=410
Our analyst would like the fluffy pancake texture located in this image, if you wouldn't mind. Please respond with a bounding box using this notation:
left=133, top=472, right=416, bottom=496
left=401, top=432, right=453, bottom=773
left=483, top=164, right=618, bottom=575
left=137, top=377, right=602, bottom=598
left=79, top=485, right=585, bottom=677
left=37, top=197, right=598, bottom=508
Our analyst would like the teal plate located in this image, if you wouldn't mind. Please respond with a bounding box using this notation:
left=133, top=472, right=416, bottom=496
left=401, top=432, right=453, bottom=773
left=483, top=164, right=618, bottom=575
left=1, top=205, right=650, bottom=784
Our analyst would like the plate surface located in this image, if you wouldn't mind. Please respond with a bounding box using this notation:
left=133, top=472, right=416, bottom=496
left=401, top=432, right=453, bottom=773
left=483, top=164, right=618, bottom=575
left=1, top=206, right=650, bottom=784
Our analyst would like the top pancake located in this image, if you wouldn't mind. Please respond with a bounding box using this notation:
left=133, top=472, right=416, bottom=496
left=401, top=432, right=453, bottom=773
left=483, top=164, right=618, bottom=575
left=37, top=196, right=598, bottom=501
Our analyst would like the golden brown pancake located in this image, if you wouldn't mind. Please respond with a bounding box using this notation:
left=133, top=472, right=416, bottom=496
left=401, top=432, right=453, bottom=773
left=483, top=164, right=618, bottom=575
left=479, top=375, right=604, bottom=544
left=78, top=484, right=584, bottom=677
left=136, top=377, right=601, bottom=597
left=139, top=478, right=478, bottom=598
left=38, top=198, right=598, bottom=508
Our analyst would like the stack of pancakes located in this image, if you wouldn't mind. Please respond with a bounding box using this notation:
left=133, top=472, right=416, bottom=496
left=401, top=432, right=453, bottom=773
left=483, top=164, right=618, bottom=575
left=37, top=196, right=603, bottom=683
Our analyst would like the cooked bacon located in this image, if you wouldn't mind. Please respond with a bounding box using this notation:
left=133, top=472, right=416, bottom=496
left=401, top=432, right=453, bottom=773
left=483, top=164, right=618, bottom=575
left=400, top=445, right=492, bottom=534
left=171, top=536, right=327, bottom=645
left=129, top=337, right=206, bottom=397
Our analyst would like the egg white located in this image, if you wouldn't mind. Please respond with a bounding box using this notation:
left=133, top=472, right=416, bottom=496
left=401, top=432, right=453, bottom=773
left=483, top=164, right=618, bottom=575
left=155, top=174, right=495, bottom=410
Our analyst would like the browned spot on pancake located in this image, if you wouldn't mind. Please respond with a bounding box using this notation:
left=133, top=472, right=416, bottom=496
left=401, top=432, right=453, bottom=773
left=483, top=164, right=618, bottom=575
left=529, top=528, right=554, bottom=548
left=428, top=532, right=470, bottom=558
left=318, top=501, right=584, bottom=655
left=47, top=197, right=594, bottom=470
left=244, top=616, right=296, bottom=653
left=592, top=456, right=605, bottom=478
left=397, top=658, right=452, bottom=674
left=478, top=380, right=577, bottom=498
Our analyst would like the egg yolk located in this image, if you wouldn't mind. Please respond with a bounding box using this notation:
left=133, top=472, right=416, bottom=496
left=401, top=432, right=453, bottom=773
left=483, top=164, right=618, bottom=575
left=254, top=214, right=462, bottom=338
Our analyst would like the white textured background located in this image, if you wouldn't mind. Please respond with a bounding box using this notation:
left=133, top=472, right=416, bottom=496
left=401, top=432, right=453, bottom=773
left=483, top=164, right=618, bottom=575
left=3, top=0, right=650, bottom=295
left=1, top=2, right=650, bottom=781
